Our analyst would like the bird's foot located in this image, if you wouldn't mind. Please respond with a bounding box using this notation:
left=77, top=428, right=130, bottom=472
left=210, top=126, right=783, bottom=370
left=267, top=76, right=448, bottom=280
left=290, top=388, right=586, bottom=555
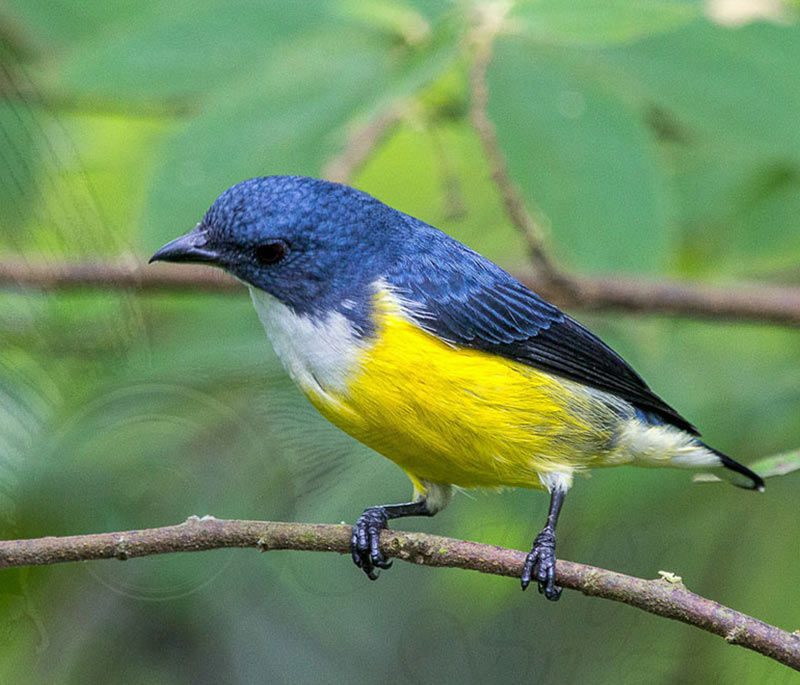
left=521, top=528, right=562, bottom=600
left=351, top=506, right=393, bottom=580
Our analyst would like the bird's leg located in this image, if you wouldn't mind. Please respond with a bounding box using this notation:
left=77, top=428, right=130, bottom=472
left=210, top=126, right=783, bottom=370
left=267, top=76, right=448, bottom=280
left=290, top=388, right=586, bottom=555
left=521, top=487, right=566, bottom=600
left=351, top=499, right=434, bottom=580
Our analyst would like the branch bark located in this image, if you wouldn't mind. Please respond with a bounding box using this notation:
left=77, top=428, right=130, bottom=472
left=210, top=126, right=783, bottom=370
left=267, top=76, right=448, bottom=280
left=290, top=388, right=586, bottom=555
left=2, top=259, right=799, bottom=327
left=0, top=259, right=241, bottom=293
left=1, top=516, right=798, bottom=670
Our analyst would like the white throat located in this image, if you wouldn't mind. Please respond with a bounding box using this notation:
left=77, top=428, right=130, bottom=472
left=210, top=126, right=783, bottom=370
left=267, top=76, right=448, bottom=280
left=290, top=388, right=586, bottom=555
left=248, top=287, right=364, bottom=397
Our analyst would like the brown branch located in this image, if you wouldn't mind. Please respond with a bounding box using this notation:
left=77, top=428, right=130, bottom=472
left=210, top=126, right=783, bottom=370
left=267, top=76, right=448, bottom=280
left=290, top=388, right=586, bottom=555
left=322, top=100, right=409, bottom=184
left=468, top=5, right=567, bottom=287
left=0, top=259, right=241, bottom=293
left=2, top=259, right=799, bottom=327
left=1, top=516, right=798, bottom=670
left=530, top=272, right=800, bottom=327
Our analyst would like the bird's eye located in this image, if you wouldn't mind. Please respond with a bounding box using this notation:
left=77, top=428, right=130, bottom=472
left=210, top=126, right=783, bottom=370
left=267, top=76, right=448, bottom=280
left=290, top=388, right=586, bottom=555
left=254, top=240, right=288, bottom=265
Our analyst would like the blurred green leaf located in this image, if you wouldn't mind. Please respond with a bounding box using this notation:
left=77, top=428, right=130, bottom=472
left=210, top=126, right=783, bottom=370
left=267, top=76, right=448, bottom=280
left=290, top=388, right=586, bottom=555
left=341, top=0, right=433, bottom=45
left=142, top=19, right=460, bottom=246
left=509, top=0, right=699, bottom=46
left=752, top=449, right=800, bottom=479
left=594, top=20, right=800, bottom=275
left=3, top=0, right=162, bottom=46
left=0, top=103, right=38, bottom=236
left=488, top=39, right=673, bottom=273
left=55, top=1, right=332, bottom=99
left=695, top=447, right=800, bottom=483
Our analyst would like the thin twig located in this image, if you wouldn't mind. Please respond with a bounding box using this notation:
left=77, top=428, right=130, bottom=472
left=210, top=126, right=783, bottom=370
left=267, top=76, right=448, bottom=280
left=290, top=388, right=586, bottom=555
left=2, top=260, right=799, bottom=327
left=0, top=516, right=797, bottom=670
left=322, top=100, right=409, bottom=184
left=468, top=4, right=568, bottom=287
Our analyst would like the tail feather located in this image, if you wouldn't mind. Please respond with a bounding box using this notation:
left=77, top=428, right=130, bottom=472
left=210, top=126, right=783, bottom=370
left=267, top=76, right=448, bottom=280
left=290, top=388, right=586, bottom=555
left=702, top=443, right=765, bottom=492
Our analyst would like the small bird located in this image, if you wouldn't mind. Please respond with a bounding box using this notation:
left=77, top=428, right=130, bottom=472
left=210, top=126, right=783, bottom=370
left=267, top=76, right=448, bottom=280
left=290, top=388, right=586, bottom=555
left=151, top=175, right=763, bottom=600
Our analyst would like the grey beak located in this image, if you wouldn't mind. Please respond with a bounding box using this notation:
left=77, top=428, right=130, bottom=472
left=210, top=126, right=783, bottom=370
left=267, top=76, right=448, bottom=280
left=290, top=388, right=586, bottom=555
left=149, top=227, right=221, bottom=265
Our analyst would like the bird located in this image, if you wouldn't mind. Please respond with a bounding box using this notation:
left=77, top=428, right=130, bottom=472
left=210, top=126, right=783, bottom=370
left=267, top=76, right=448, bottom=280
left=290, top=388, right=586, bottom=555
left=150, top=175, right=764, bottom=600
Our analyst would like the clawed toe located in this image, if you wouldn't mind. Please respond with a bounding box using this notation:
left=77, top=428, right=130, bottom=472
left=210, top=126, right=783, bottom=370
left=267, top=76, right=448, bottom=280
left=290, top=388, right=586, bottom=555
left=351, top=506, right=392, bottom=579
left=521, top=530, right=562, bottom=600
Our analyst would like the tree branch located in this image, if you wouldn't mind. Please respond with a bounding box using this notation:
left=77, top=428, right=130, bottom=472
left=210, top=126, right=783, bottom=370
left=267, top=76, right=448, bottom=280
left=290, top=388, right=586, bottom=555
left=2, top=259, right=799, bottom=327
left=0, top=259, right=241, bottom=293
left=1, top=516, right=798, bottom=670
left=322, top=100, right=409, bottom=184
left=531, top=272, right=800, bottom=327
left=468, top=5, right=567, bottom=286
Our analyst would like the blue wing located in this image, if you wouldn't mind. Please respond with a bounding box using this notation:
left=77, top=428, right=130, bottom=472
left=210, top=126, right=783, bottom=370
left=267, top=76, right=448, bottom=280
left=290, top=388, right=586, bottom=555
left=386, top=217, right=697, bottom=435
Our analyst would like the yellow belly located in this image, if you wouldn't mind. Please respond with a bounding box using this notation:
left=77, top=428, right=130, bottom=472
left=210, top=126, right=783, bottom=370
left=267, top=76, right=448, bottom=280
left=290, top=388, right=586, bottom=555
left=304, top=292, right=621, bottom=491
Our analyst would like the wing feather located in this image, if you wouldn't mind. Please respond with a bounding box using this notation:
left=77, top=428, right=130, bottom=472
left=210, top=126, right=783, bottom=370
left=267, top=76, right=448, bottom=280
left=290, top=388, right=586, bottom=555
left=386, top=229, right=697, bottom=434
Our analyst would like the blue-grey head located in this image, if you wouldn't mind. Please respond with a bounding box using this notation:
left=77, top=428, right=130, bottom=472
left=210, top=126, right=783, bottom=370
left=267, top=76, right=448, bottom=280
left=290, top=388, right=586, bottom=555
left=150, top=176, right=412, bottom=330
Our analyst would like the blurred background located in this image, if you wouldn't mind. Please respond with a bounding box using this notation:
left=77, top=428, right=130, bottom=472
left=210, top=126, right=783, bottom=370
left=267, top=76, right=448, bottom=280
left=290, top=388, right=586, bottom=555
left=1, top=0, right=799, bottom=682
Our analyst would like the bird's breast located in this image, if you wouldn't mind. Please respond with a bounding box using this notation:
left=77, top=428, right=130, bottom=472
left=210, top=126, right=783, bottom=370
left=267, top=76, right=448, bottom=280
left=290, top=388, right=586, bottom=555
left=248, top=287, right=366, bottom=404
left=250, top=285, right=632, bottom=489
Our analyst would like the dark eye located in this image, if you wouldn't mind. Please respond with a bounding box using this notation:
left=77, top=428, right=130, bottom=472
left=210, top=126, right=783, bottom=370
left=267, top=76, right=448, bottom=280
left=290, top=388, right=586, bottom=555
left=254, top=240, right=288, bottom=265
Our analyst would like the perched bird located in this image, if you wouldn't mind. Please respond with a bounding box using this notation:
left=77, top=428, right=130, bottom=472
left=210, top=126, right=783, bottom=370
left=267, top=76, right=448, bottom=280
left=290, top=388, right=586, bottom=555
left=151, top=175, right=764, bottom=600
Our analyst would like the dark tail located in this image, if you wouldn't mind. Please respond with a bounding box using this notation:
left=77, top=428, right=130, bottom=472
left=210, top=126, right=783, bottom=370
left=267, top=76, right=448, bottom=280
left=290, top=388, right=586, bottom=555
left=703, top=442, right=765, bottom=492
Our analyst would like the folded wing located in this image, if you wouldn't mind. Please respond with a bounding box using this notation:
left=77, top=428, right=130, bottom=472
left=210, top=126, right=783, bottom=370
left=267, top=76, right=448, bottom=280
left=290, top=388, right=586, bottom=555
left=387, top=224, right=697, bottom=435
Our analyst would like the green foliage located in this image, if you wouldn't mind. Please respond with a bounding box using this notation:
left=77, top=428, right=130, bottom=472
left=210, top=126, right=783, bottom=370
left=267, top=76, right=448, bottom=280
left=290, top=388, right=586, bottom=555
left=489, top=42, right=674, bottom=272
left=1, top=1, right=799, bottom=682
left=508, top=0, right=699, bottom=46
